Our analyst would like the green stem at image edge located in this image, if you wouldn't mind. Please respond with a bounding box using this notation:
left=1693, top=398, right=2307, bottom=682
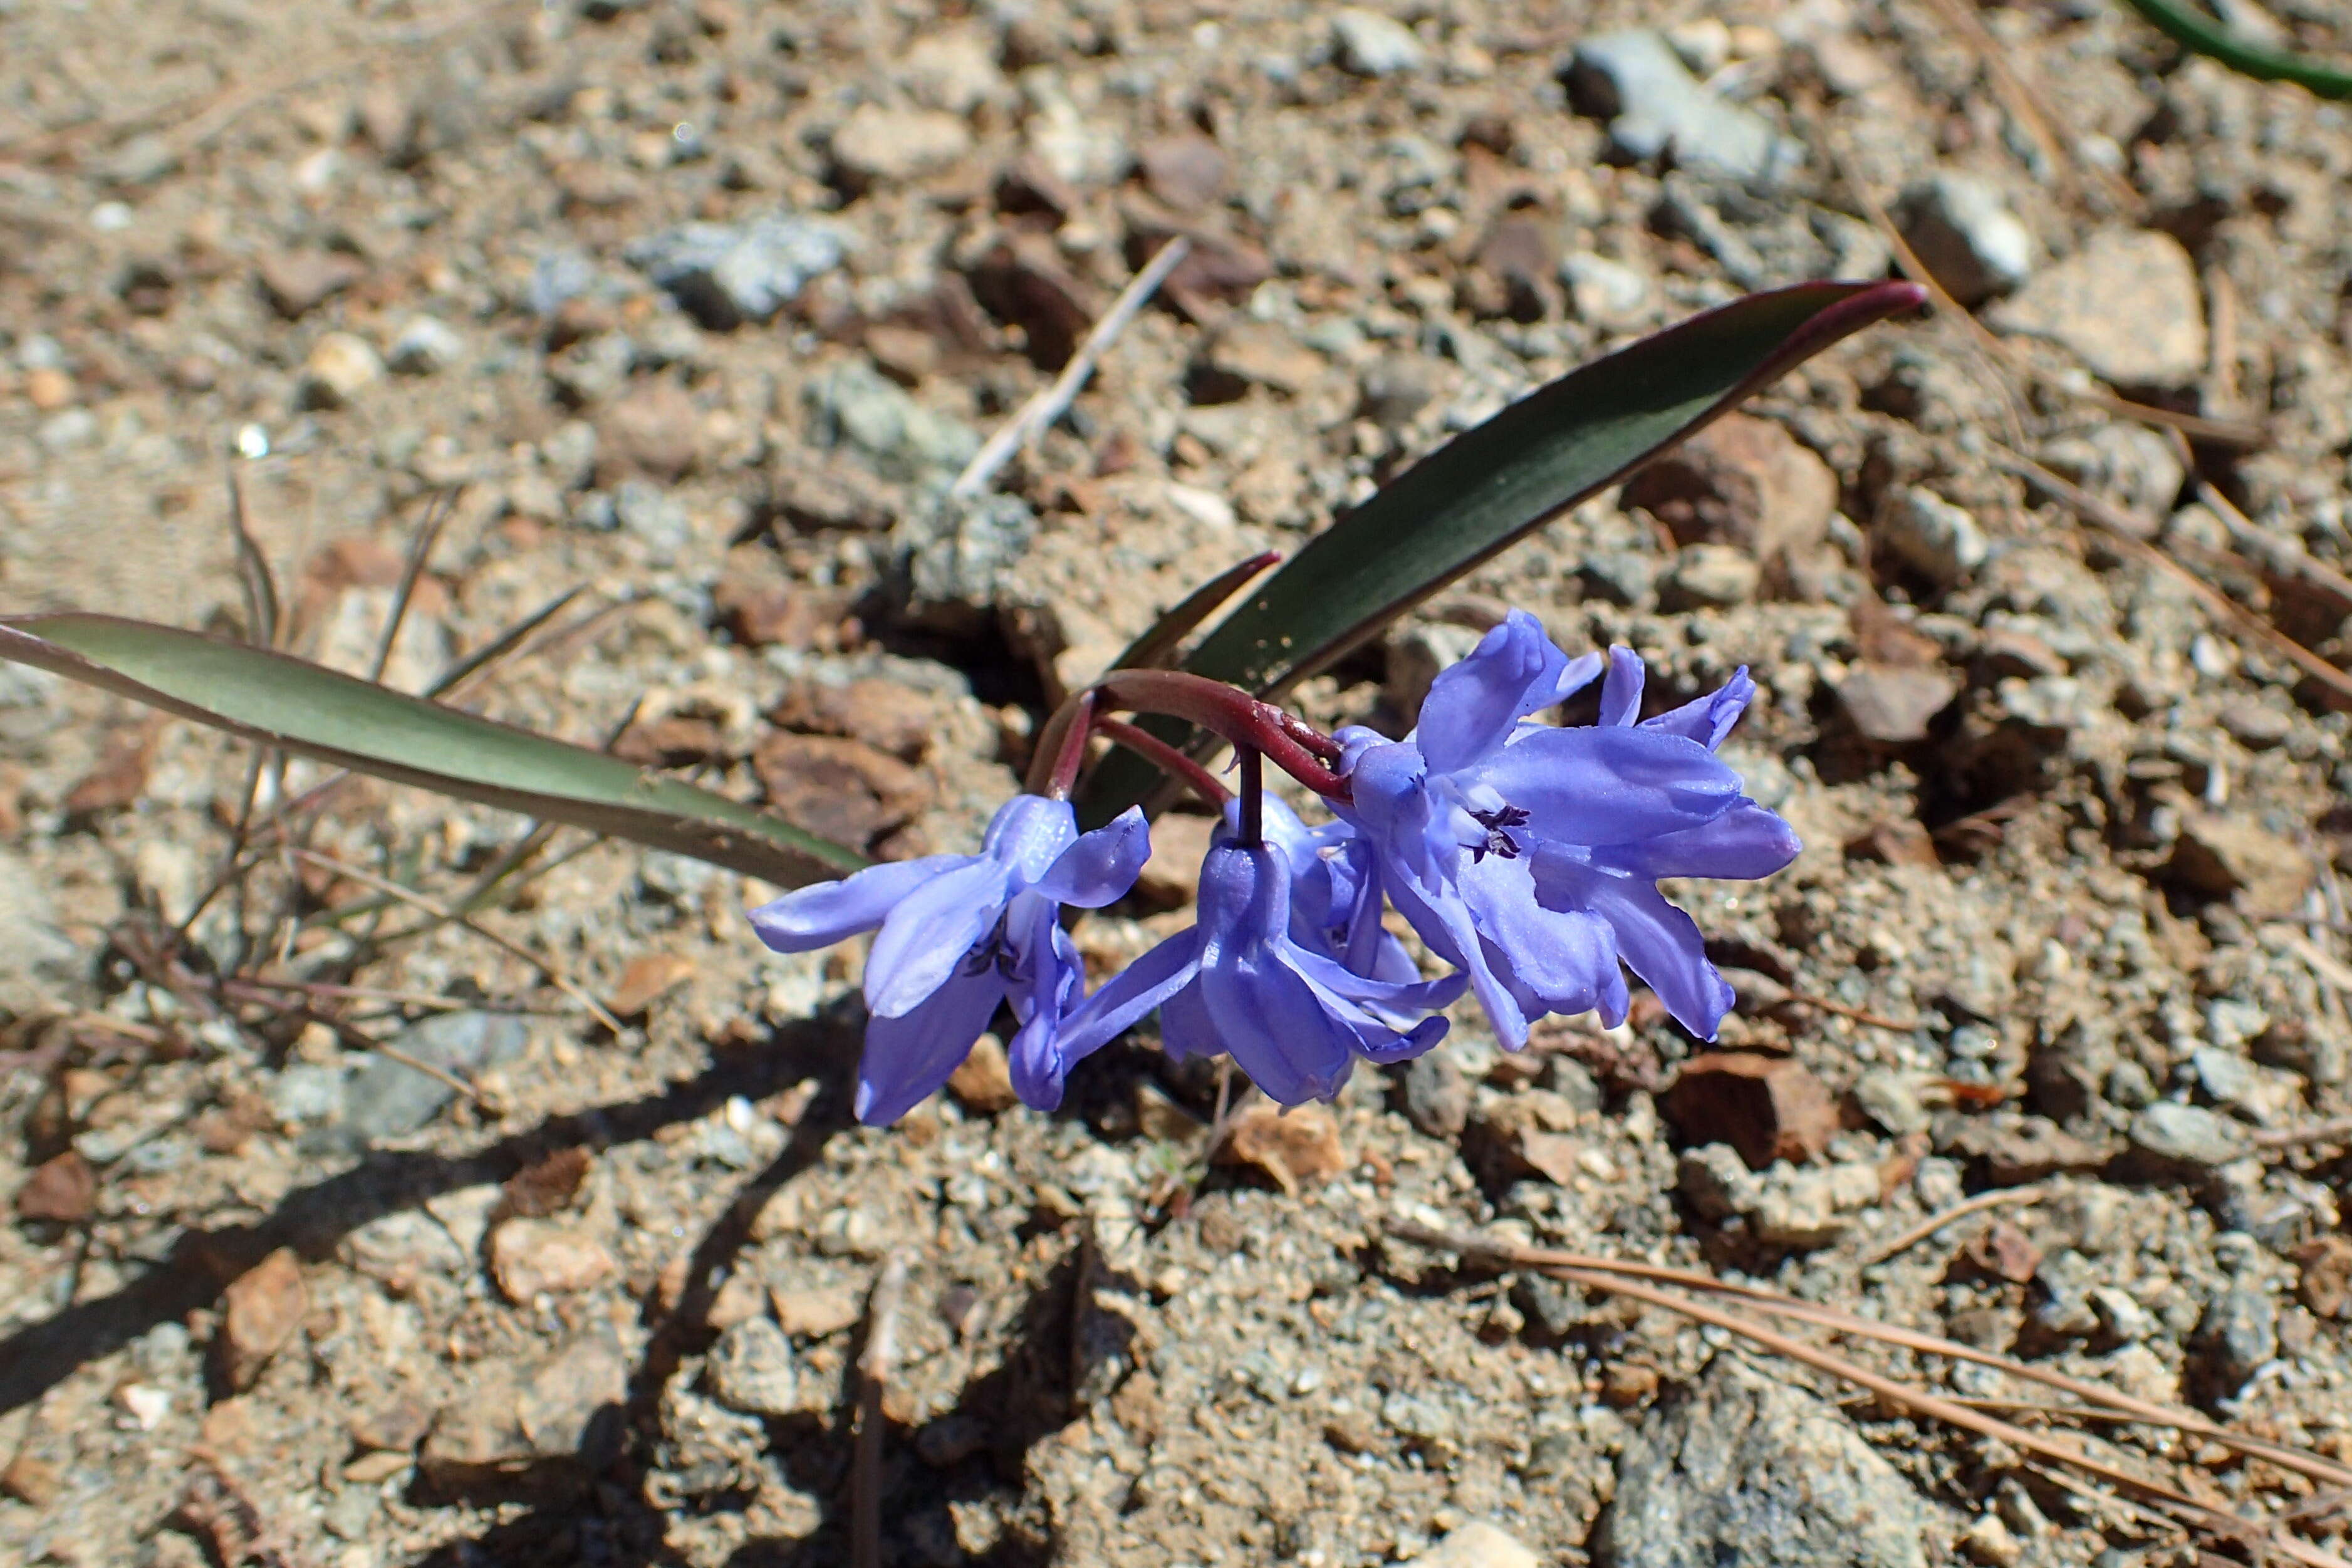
left=2123, top=0, right=2352, bottom=100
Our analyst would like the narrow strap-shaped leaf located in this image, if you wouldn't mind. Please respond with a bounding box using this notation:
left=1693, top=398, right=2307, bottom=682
left=0, top=613, right=866, bottom=886
left=2121, top=0, right=2352, bottom=99
left=1078, top=280, right=1924, bottom=823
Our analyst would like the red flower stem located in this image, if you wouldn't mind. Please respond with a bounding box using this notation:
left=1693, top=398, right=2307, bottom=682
left=1236, top=747, right=1263, bottom=847
left=1092, top=717, right=1231, bottom=806
left=1040, top=690, right=1096, bottom=800
left=1090, top=668, right=1350, bottom=801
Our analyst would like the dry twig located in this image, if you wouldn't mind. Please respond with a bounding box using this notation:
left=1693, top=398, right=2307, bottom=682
left=855, top=1251, right=912, bottom=1568
left=1858, top=1185, right=2046, bottom=1265
left=950, top=237, right=1191, bottom=499
left=290, top=848, right=623, bottom=1034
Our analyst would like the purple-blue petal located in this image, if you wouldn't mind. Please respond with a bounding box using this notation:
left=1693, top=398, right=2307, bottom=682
left=1536, top=852, right=1732, bottom=1039
left=855, top=965, right=1005, bottom=1125
left=1004, top=898, right=1083, bottom=1110
left=1643, top=667, right=1756, bottom=751
left=863, top=857, right=1012, bottom=1017
left=1598, top=645, right=1646, bottom=728
left=1034, top=806, right=1150, bottom=908
left=983, top=792, right=1081, bottom=881
left=1477, top=724, right=1742, bottom=847
left=1199, top=945, right=1359, bottom=1106
left=1056, top=925, right=1202, bottom=1063
left=747, top=854, right=965, bottom=953
left=1415, top=610, right=1572, bottom=774
left=1600, top=799, right=1800, bottom=881
left=1459, top=853, right=1620, bottom=1018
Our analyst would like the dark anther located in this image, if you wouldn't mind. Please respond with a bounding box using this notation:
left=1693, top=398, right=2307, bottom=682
left=962, top=915, right=1022, bottom=980
left=1468, top=803, right=1530, bottom=863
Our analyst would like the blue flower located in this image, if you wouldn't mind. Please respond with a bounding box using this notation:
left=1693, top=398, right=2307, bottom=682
left=1056, top=807, right=1465, bottom=1107
left=1342, top=613, right=1798, bottom=1047
left=749, top=795, right=1150, bottom=1124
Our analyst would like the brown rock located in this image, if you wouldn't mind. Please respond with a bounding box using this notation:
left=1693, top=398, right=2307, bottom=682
left=418, top=1337, right=627, bottom=1498
left=945, top=1032, right=1021, bottom=1114
left=1662, top=1053, right=1838, bottom=1170
left=965, top=232, right=1096, bottom=370
left=1, top=1451, right=61, bottom=1507
left=596, top=379, right=701, bottom=482
left=1987, top=227, right=2205, bottom=389
left=489, top=1219, right=615, bottom=1302
left=2296, top=1235, right=2352, bottom=1319
left=1620, top=413, right=1839, bottom=572
left=1834, top=662, right=1961, bottom=744
left=863, top=322, right=939, bottom=387
left=608, top=953, right=694, bottom=1017
left=501, top=1146, right=593, bottom=1218
left=217, top=1248, right=307, bottom=1392
left=1844, top=819, right=1940, bottom=869
left=771, top=1284, right=864, bottom=1339
left=1957, top=1219, right=2043, bottom=1285
left=1190, top=319, right=1324, bottom=401
left=994, top=153, right=1080, bottom=223
left=769, top=677, right=937, bottom=762
left=1463, top=1090, right=1586, bottom=1185
left=16, top=1149, right=97, bottom=1223
left=1134, top=812, right=1217, bottom=906
left=1945, top=1116, right=2110, bottom=1186
left=1138, top=135, right=1228, bottom=210
left=23, top=366, right=74, bottom=410
left=1217, top=1102, right=1346, bottom=1195
left=2164, top=810, right=2315, bottom=918
left=256, top=249, right=364, bottom=318
left=1466, top=215, right=1558, bottom=323
left=706, top=1272, right=771, bottom=1330
left=830, top=103, right=974, bottom=189
left=714, top=576, right=846, bottom=650
left=349, top=1394, right=434, bottom=1453
left=753, top=732, right=930, bottom=853
left=64, top=723, right=157, bottom=818
left=611, top=714, right=727, bottom=767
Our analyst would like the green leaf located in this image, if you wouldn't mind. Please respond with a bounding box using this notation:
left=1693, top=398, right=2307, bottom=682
left=2120, top=0, right=2352, bottom=100
left=1079, top=279, right=1925, bottom=820
left=0, top=613, right=867, bottom=886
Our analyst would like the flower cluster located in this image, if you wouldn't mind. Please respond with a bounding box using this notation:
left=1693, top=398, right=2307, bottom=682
left=749, top=611, right=1799, bottom=1125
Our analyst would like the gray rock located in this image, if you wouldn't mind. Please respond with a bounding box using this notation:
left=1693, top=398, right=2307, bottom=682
left=2192, top=1285, right=2277, bottom=1403
left=1881, top=488, right=1987, bottom=588
left=2037, top=423, right=2184, bottom=519
left=1331, top=8, right=1426, bottom=75
left=1596, top=1357, right=1939, bottom=1567
left=1896, top=174, right=2033, bottom=306
left=527, top=249, right=597, bottom=317
left=2088, top=1285, right=2149, bottom=1345
left=1677, top=1144, right=1760, bottom=1222
left=1835, top=663, right=1961, bottom=745
left=1576, top=551, right=1657, bottom=608
left=1561, top=251, right=1654, bottom=328
left=1359, top=354, right=1443, bottom=432
left=1566, top=31, right=1803, bottom=187
left=613, top=479, right=694, bottom=563
left=0, top=849, right=80, bottom=1014
left=1853, top=1069, right=1931, bottom=1137
left=2128, top=1101, right=2249, bottom=1173
left=269, top=1064, right=348, bottom=1126
left=2188, top=1046, right=2257, bottom=1111
left=897, top=493, right=1039, bottom=634
left=345, top=1012, right=529, bottom=1144
left=625, top=214, right=849, bottom=331
left=808, top=360, right=980, bottom=487
left=1660, top=543, right=1761, bottom=609
left=1400, top=1051, right=1470, bottom=1139
left=705, top=1317, right=800, bottom=1418
left=387, top=316, right=466, bottom=375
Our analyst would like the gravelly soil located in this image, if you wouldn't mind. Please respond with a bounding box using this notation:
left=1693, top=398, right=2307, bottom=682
left=4, top=1, right=2352, bottom=1565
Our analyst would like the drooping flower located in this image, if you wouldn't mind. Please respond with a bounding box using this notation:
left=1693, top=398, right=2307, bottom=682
left=1341, top=612, right=1798, bottom=1048
left=1056, top=806, right=1464, bottom=1106
left=748, top=795, right=1149, bottom=1124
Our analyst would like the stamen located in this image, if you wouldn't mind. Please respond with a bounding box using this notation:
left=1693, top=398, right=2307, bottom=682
left=1467, top=803, right=1530, bottom=863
